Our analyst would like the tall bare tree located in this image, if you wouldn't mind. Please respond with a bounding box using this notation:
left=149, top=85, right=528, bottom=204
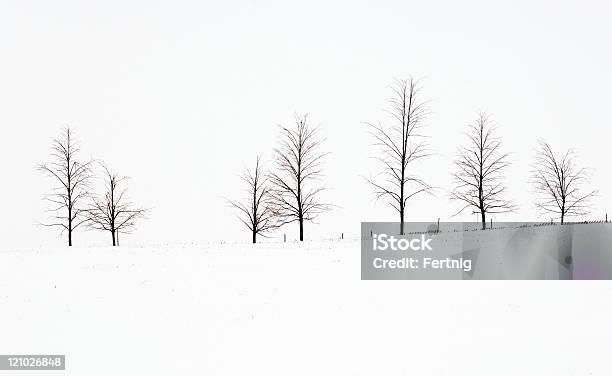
left=228, top=156, right=280, bottom=243
left=366, top=78, right=432, bottom=235
left=87, top=163, right=148, bottom=246
left=531, top=140, right=597, bottom=224
left=269, top=113, right=329, bottom=241
left=37, top=127, right=93, bottom=246
left=451, top=113, right=515, bottom=229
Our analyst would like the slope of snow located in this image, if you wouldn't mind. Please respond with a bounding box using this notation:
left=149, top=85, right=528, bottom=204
left=1, top=239, right=610, bottom=375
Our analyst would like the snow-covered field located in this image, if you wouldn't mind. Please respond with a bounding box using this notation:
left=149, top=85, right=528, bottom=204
left=1, top=239, right=611, bottom=375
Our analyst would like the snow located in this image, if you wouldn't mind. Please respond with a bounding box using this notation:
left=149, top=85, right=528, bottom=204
left=1, top=239, right=611, bottom=375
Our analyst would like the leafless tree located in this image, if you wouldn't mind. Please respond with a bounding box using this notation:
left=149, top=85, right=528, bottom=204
left=451, top=113, right=515, bottom=230
left=366, top=78, right=432, bottom=235
left=531, top=140, right=597, bottom=224
left=37, top=127, right=93, bottom=246
left=228, top=156, right=280, bottom=243
left=87, top=163, right=148, bottom=246
left=269, top=113, right=330, bottom=241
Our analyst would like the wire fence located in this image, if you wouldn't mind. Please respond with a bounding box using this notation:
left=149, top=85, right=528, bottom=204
left=261, top=214, right=612, bottom=243
left=139, top=214, right=610, bottom=247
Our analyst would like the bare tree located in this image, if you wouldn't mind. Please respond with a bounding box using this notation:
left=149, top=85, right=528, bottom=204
left=269, top=113, right=329, bottom=241
left=87, top=163, right=148, bottom=246
left=531, top=140, right=597, bottom=224
left=451, top=113, right=515, bottom=230
left=37, top=127, right=93, bottom=246
left=366, top=78, right=432, bottom=235
left=228, top=156, right=280, bottom=243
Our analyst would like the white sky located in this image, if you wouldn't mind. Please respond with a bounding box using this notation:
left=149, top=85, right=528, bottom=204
left=1, top=0, right=610, bottom=247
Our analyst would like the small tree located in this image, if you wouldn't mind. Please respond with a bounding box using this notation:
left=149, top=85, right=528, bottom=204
left=87, top=163, right=147, bottom=246
left=366, top=78, right=432, bottom=235
left=228, top=156, right=280, bottom=243
left=531, top=140, right=597, bottom=224
left=451, top=113, right=515, bottom=229
left=269, top=113, right=330, bottom=241
left=37, top=127, right=93, bottom=246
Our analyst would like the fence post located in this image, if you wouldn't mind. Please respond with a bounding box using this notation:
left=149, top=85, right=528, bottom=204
left=490, top=218, right=493, bottom=230
left=437, top=218, right=440, bottom=233
left=283, top=233, right=286, bottom=243
left=341, top=232, right=344, bottom=240
left=606, top=213, right=608, bottom=223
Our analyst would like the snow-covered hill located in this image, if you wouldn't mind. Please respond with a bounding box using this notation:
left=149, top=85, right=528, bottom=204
left=1, top=240, right=611, bottom=375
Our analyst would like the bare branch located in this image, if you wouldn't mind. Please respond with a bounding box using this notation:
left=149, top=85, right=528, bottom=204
left=228, top=156, right=282, bottom=243
left=268, top=113, right=331, bottom=241
left=530, top=140, right=597, bottom=224
left=37, top=127, right=93, bottom=246
left=86, top=162, right=148, bottom=246
left=450, top=112, right=515, bottom=229
left=366, top=78, right=433, bottom=234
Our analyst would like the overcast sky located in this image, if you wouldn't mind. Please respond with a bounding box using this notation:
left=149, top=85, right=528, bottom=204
left=1, top=0, right=610, bottom=248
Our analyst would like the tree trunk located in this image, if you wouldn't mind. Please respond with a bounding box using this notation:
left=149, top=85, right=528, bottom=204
left=481, top=210, right=486, bottom=230
left=112, top=230, right=116, bottom=246
left=252, top=229, right=256, bottom=244
left=67, top=180, right=72, bottom=246
left=68, top=210, right=73, bottom=246
left=400, top=209, right=405, bottom=235
left=561, top=201, right=565, bottom=225
left=299, top=217, right=304, bottom=241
